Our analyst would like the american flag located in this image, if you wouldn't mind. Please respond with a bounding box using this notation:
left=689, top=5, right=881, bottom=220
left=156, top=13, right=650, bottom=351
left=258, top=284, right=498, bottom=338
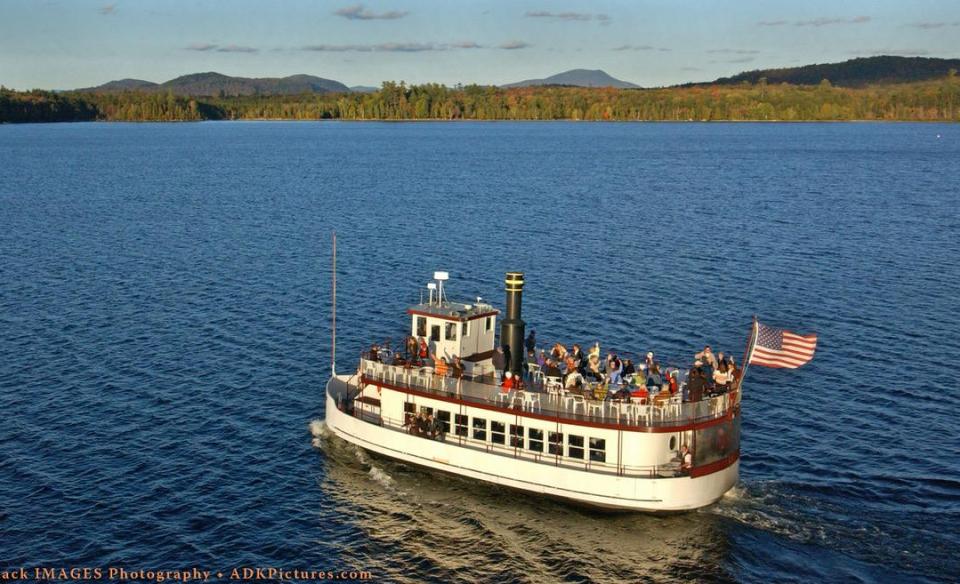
left=749, top=322, right=817, bottom=369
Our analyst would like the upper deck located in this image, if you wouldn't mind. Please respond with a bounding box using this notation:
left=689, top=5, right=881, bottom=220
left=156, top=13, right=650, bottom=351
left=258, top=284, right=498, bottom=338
left=358, top=359, right=740, bottom=431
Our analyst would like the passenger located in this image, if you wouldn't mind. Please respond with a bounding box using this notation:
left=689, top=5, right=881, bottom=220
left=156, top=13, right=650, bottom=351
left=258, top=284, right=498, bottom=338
left=417, top=412, right=431, bottom=436
left=564, top=368, right=584, bottom=390
left=405, top=335, right=418, bottom=361
left=451, top=355, right=464, bottom=379
left=713, top=361, right=731, bottom=392
left=433, top=355, right=449, bottom=377
left=501, top=371, right=515, bottom=391
left=571, top=344, right=584, bottom=373
left=645, top=351, right=655, bottom=370
left=605, top=352, right=623, bottom=385
left=430, top=414, right=445, bottom=441
left=646, top=363, right=663, bottom=391
left=551, top=342, right=567, bottom=361
left=543, top=358, right=562, bottom=379
left=586, top=354, right=603, bottom=381
left=369, top=343, right=380, bottom=362
left=418, top=337, right=428, bottom=364
left=525, top=330, right=537, bottom=353
left=695, top=345, right=718, bottom=369
left=686, top=363, right=705, bottom=402
left=492, top=346, right=506, bottom=381
left=622, top=358, right=636, bottom=381
left=680, top=445, right=693, bottom=474
left=668, top=370, right=679, bottom=394
left=587, top=341, right=601, bottom=361
left=392, top=352, right=405, bottom=366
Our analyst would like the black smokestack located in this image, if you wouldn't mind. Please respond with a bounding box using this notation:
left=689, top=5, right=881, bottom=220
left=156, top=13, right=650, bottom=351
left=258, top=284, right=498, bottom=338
left=500, top=271, right=526, bottom=374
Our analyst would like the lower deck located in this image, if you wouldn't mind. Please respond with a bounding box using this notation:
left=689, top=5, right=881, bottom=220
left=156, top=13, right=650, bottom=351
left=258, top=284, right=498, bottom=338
left=326, top=374, right=740, bottom=511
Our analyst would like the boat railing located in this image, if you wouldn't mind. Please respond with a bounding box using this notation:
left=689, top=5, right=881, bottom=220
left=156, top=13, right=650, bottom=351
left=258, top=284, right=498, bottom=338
left=358, top=359, right=739, bottom=429
left=355, top=407, right=686, bottom=479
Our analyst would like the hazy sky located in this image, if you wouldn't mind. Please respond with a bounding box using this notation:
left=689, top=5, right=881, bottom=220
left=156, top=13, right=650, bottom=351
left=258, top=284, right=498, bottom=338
left=2, top=0, right=960, bottom=89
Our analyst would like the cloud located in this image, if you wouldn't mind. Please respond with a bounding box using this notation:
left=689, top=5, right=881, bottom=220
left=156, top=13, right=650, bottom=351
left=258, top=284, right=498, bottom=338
left=335, top=4, right=408, bottom=20
left=795, top=16, right=871, bottom=27
left=302, top=41, right=484, bottom=52
left=217, top=45, right=258, bottom=53
left=909, top=21, right=960, bottom=29
left=185, top=43, right=258, bottom=53
left=707, top=49, right=760, bottom=55
left=759, top=16, right=871, bottom=27
left=498, top=40, right=531, bottom=50
left=613, top=44, right=670, bottom=52
left=710, top=57, right=755, bottom=64
left=525, top=11, right=610, bottom=24
left=99, top=3, right=116, bottom=15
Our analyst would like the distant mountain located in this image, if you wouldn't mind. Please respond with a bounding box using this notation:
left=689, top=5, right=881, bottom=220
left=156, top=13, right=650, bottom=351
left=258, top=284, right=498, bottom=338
left=78, top=78, right=159, bottom=92
left=77, top=72, right=350, bottom=96
left=710, top=56, right=960, bottom=87
left=503, top=69, right=639, bottom=89
left=349, top=85, right=379, bottom=93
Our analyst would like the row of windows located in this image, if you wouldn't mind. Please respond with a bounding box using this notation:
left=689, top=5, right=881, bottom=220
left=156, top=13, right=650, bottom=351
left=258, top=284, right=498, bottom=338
left=414, top=317, right=493, bottom=341
left=404, top=403, right=606, bottom=462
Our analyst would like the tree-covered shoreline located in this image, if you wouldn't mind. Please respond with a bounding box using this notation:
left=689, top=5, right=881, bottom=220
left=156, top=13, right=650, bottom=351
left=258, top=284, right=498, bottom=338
left=2, top=75, right=958, bottom=123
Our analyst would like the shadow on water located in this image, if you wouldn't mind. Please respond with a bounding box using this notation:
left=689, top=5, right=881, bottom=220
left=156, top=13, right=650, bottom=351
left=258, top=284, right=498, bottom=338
left=310, top=420, right=736, bottom=584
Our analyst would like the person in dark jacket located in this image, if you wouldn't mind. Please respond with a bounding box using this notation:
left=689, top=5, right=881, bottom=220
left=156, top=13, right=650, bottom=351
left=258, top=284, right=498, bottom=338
left=685, top=364, right=706, bottom=402
left=525, top=330, right=537, bottom=353
left=492, top=346, right=505, bottom=381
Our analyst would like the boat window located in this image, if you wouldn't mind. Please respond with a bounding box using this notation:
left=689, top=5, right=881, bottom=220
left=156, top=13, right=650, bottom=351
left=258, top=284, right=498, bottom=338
left=491, top=421, right=506, bottom=445
left=472, top=418, right=487, bottom=441
left=485, top=317, right=492, bottom=331
left=416, top=317, right=427, bottom=337
left=455, top=414, right=468, bottom=437
left=568, top=435, right=584, bottom=459
left=445, top=322, right=457, bottom=341
left=430, top=325, right=440, bottom=342
left=510, top=425, right=524, bottom=448
left=589, top=438, right=606, bottom=463
left=548, top=432, right=563, bottom=455
left=669, top=436, right=677, bottom=451
left=419, top=406, right=433, bottom=416
left=437, top=411, right=451, bottom=433
left=528, top=428, right=544, bottom=452
left=403, top=402, right=415, bottom=414
left=462, top=321, right=469, bottom=337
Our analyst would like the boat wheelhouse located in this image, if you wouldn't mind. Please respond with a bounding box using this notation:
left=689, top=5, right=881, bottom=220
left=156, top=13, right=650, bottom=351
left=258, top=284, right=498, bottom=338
left=325, top=271, right=741, bottom=512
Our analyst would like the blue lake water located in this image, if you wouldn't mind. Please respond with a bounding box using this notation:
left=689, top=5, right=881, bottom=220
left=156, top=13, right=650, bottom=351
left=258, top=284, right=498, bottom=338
left=1, top=121, right=958, bottom=583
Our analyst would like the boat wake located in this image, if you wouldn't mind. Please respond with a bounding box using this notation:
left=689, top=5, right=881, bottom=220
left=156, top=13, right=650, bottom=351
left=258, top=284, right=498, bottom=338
left=310, top=417, right=399, bottom=491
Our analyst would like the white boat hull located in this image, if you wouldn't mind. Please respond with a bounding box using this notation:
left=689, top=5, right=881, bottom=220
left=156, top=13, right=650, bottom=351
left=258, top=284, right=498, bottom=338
left=325, top=375, right=738, bottom=512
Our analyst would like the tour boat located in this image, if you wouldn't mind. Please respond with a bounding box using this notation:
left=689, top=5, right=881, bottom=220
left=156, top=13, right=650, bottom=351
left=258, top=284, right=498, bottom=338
left=324, top=268, right=747, bottom=512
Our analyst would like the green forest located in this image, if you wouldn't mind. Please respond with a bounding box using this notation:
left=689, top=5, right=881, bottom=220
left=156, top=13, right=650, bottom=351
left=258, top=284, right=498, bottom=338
left=2, top=74, right=959, bottom=123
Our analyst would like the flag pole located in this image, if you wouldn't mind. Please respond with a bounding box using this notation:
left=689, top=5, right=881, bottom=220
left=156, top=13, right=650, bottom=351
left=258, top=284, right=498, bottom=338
left=735, top=316, right=758, bottom=391
left=331, top=231, right=337, bottom=377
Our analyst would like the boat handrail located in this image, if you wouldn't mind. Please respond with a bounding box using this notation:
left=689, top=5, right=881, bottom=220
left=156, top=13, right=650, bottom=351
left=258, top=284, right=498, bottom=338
left=358, top=359, right=739, bottom=429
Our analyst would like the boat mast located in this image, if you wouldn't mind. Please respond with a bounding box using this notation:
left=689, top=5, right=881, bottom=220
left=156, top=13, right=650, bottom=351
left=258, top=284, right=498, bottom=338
left=736, top=316, right=758, bottom=390
left=331, top=231, right=337, bottom=376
